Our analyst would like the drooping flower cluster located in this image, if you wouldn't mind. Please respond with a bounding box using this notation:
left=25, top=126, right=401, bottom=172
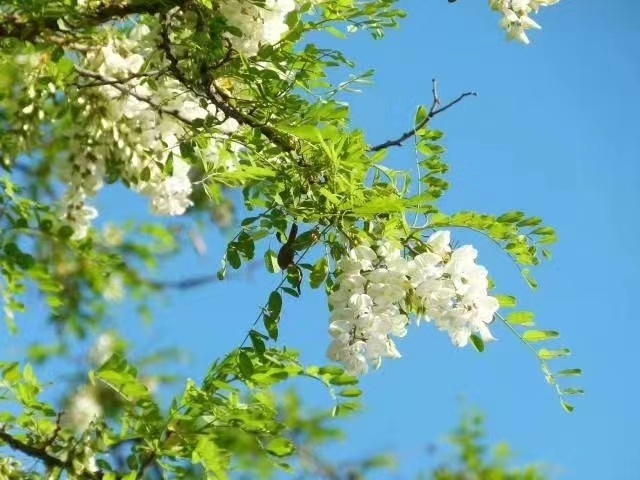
left=327, top=243, right=411, bottom=375
left=327, top=232, right=500, bottom=375
left=61, top=386, right=103, bottom=432
left=60, top=24, right=242, bottom=239
left=219, top=0, right=298, bottom=56
left=408, top=231, right=500, bottom=347
left=489, top=0, right=560, bottom=44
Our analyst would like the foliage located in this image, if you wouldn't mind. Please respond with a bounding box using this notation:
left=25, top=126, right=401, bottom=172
left=0, top=0, right=580, bottom=477
left=429, top=411, right=547, bottom=480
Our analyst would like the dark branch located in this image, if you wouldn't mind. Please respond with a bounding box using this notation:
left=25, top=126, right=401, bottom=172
left=0, top=428, right=67, bottom=470
left=0, top=1, right=184, bottom=43
left=157, top=11, right=298, bottom=154
left=0, top=427, right=109, bottom=479
left=369, top=79, right=476, bottom=152
left=143, top=273, right=222, bottom=290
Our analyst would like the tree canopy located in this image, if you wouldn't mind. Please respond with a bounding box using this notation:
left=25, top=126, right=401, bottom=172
left=0, top=0, right=581, bottom=478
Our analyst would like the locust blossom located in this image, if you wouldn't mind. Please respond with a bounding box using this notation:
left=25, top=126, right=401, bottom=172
left=61, top=387, right=103, bottom=432
left=327, top=233, right=500, bottom=375
left=219, top=0, right=298, bottom=56
left=489, top=0, right=560, bottom=44
left=60, top=23, right=242, bottom=239
left=89, top=333, right=117, bottom=366
left=327, top=242, right=410, bottom=375
left=408, top=233, right=499, bottom=347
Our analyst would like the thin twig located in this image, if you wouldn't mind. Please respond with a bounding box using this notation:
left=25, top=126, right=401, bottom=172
left=0, top=1, right=184, bottom=43
left=369, top=79, right=476, bottom=152
left=143, top=274, right=221, bottom=290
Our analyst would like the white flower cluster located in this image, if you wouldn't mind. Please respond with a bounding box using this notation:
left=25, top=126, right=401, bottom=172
left=89, top=332, right=117, bottom=366
left=219, top=0, right=298, bottom=56
left=327, top=231, right=499, bottom=375
left=408, top=231, right=499, bottom=347
left=490, top=0, right=560, bottom=44
left=61, top=386, right=103, bottom=432
left=327, top=243, right=410, bottom=375
left=61, top=24, right=241, bottom=239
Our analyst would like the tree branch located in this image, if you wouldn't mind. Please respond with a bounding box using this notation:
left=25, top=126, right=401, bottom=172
left=143, top=273, right=222, bottom=290
left=157, top=11, right=299, bottom=154
left=369, top=79, right=476, bottom=152
left=0, top=1, right=185, bottom=43
left=0, top=428, right=67, bottom=470
left=0, top=427, right=108, bottom=479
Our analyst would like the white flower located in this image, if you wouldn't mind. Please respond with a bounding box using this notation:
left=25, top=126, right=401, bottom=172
left=89, top=333, right=117, bottom=366
left=489, top=0, right=557, bottom=44
left=427, top=230, right=451, bottom=256
left=103, top=275, right=125, bottom=302
left=349, top=245, right=377, bottom=271
left=408, top=231, right=499, bottom=347
left=150, top=174, right=193, bottom=215
left=327, top=243, right=410, bottom=375
left=60, top=189, right=98, bottom=241
left=218, top=0, right=298, bottom=56
left=61, top=387, right=103, bottom=432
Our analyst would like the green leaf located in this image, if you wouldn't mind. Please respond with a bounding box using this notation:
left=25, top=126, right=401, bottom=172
left=414, top=105, right=428, bottom=127
left=506, top=311, right=535, bottom=327
left=517, top=216, right=543, bottom=227
left=332, top=401, right=360, bottom=417
left=496, top=295, right=517, bottom=308
left=264, top=315, right=279, bottom=341
left=328, top=374, right=358, bottom=386
left=532, top=227, right=556, bottom=235
left=281, top=287, right=300, bottom=297
left=309, top=257, right=329, bottom=289
left=338, top=388, right=363, bottom=398
left=264, top=249, right=280, bottom=273
left=58, top=225, right=75, bottom=239
left=194, top=437, right=227, bottom=475
left=470, top=334, right=484, bottom=352
left=266, top=438, right=295, bottom=457
left=95, top=354, right=152, bottom=403
left=497, top=211, right=525, bottom=223
left=522, top=269, right=538, bottom=289
left=316, top=366, right=344, bottom=376
left=522, top=330, right=559, bottom=343
left=268, top=291, right=282, bottom=318
left=227, top=246, right=241, bottom=269
left=561, top=401, right=575, bottom=413
left=562, top=388, right=585, bottom=396
left=325, top=25, right=347, bottom=39
left=238, top=351, right=254, bottom=377
left=537, top=348, right=570, bottom=360
left=557, top=368, right=583, bottom=377
left=249, top=330, right=266, bottom=356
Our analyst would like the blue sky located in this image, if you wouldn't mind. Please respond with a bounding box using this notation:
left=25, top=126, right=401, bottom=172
left=3, top=0, right=639, bottom=478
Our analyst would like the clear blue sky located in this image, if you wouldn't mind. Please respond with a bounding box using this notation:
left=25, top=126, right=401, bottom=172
left=3, top=0, right=639, bottom=478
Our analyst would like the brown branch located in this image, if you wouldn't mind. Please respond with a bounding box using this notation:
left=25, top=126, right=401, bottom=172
left=0, top=428, right=67, bottom=469
left=75, top=69, right=168, bottom=89
left=0, top=1, right=185, bottom=43
left=143, top=273, right=222, bottom=290
left=157, top=11, right=298, bottom=154
left=369, top=79, right=477, bottom=152
left=0, top=427, right=108, bottom=479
